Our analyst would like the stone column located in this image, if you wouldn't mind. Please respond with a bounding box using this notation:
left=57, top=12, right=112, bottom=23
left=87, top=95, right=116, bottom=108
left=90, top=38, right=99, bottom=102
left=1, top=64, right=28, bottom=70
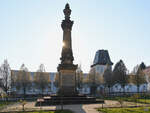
left=57, top=3, right=77, bottom=96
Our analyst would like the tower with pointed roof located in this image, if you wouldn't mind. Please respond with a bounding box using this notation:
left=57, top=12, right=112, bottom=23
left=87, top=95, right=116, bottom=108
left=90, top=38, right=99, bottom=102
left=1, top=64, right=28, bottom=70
left=91, top=50, right=113, bottom=75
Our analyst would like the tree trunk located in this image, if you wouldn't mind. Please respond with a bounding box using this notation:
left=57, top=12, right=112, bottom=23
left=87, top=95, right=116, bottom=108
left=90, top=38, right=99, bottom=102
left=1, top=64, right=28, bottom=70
left=42, top=88, right=44, bottom=97
left=5, top=88, right=8, bottom=102
left=137, top=85, right=140, bottom=94
left=108, top=87, right=110, bottom=96
left=23, top=87, right=26, bottom=99
left=123, top=86, right=125, bottom=96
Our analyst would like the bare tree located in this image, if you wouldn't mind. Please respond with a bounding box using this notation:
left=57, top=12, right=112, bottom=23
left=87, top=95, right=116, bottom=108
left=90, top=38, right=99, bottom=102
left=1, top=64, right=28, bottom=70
left=10, top=70, right=17, bottom=94
left=54, top=72, right=59, bottom=88
left=0, top=60, right=11, bottom=95
left=82, top=74, right=90, bottom=85
left=0, top=78, right=2, bottom=87
left=133, top=67, right=146, bottom=93
left=16, top=64, right=31, bottom=98
left=88, top=68, right=98, bottom=96
left=131, top=65, right=139, bottom=75
left=131, top=62, right=146, bottom=75
left=34, top=64, right=50, bottom=95
left=76, top=65, right=83, bottom=90
left=112, top=60, right=127, bottom=93
left=103, top=67, right=113, bottom=94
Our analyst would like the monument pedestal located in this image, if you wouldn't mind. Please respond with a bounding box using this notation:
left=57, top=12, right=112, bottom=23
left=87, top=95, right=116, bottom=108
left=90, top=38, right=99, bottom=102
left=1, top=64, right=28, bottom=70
left=36, top=94, right=104, bottom=106
left=57, top=64, right=78, bottom=96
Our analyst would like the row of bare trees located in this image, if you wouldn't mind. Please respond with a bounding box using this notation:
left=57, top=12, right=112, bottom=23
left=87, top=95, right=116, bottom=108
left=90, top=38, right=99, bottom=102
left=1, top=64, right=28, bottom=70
left=0, top=60, right=51, bottom=98
left=88, top=60, right=147, bottom=95
left=11, top=64, right=51, bottom=98
left=0, top=59, right=148, bottom=97
left=107, top=60, right=146, bottom=93
left=53, top=60, right=147, bottom=95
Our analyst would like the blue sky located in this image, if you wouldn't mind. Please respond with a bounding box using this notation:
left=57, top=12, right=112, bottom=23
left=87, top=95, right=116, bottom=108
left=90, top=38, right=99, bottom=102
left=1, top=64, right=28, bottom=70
left=0, top=0, right=150, bottom=72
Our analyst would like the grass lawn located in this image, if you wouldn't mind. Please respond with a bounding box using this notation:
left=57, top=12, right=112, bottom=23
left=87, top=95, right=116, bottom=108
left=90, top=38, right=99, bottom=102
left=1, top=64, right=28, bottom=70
left=98, top=107, right=150, bottom=113
left=137, top=99, right=150, bottom=104
left=105, top=96, right=150, bottom=104
left=118, top=97, right=150, bottom=104
left=4, top=110, right=73, bottom=113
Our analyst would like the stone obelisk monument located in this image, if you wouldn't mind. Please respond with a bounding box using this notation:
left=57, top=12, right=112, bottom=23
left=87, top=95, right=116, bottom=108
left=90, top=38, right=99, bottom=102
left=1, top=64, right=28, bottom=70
left=57, top=3, right=78, bottom=96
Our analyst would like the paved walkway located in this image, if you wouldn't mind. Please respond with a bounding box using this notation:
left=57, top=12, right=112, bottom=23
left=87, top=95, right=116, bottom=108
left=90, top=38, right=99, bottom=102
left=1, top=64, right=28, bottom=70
left=0, top=100, right=147, bottom=113
left=0, top=102, right=99, bottom=113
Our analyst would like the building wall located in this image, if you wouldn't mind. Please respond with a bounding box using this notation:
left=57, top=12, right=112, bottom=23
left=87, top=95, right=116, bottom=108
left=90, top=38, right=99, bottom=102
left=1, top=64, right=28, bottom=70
left=111, top=83, right=147, bottom=93
left=92, top=64, right=111, bottom=75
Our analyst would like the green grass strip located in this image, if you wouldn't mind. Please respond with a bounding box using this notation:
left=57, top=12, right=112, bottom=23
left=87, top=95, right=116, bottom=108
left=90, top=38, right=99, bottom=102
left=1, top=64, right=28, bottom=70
left=98, top=107, right=150, bottom=113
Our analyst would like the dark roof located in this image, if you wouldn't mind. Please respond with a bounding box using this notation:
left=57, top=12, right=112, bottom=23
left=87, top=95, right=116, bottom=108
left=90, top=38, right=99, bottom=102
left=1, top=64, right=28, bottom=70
left=91, top=50, right=113, bottom=67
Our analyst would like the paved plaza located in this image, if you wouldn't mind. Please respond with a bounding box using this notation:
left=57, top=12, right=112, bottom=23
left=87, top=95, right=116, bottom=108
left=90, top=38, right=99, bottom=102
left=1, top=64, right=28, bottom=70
left=0, top=100, right=147, bottom=113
